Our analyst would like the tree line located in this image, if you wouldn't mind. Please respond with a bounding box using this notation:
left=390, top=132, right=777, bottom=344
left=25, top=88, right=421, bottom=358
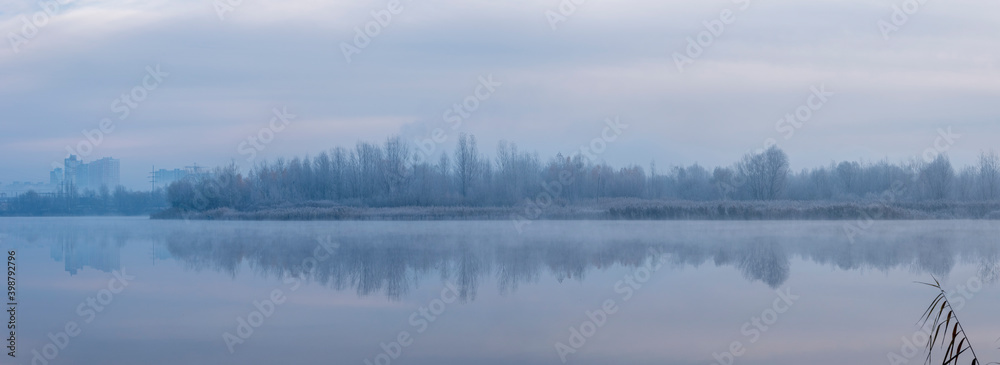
left=165, top=133, right=1000, bottom=213
left=0, top=185, right=167, bottom=216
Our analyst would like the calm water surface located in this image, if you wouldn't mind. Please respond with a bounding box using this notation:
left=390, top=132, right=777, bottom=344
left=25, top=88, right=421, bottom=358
left=3, top=217, right=1000, bottom=365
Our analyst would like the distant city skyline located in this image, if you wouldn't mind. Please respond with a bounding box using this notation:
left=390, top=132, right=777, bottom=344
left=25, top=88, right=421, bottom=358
left=0, top=155, right=203, bottom=194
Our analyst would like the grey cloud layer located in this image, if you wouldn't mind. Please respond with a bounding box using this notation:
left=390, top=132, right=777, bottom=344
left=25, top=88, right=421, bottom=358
left=1, top=0, right=997, bottom=188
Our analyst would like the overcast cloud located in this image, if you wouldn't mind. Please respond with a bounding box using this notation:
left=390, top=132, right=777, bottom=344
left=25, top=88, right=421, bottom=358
left=1, top=0, right=998, bottom=188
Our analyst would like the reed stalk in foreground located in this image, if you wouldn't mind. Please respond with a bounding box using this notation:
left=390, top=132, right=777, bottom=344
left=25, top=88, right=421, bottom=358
left=918, top=277, right=981, bottom=365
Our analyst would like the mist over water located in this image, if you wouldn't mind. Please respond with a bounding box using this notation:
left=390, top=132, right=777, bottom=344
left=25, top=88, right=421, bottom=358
left=4, top=0, right=1000, bottom=364
left=4, top=218, right=1000, bottom=364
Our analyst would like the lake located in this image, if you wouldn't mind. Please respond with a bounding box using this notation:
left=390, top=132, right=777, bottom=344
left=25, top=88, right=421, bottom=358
left=3, top=217, right=1000, bottom=365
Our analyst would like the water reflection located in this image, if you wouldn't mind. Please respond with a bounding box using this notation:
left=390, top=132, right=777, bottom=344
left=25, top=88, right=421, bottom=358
left=714, top=241, right=791, bottom=288
left=3, top=220, right=999, bottom=300
left=38, top=225, right=128, bottom=275
left=164, top=232, right=669, bottom=301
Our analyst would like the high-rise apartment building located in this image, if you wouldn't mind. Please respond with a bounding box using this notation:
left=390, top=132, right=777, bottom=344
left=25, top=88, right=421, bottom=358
left=152, top=168, right=190, bottom=188
left=50, top=168, right=64, bottom=186
left=87, top=157, right=120, bottom=189
left=54, top=155, right=121, bottom=191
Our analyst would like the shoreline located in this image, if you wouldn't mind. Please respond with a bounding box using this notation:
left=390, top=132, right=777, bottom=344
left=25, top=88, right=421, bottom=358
left=148, top=200, right=1000, bottom=221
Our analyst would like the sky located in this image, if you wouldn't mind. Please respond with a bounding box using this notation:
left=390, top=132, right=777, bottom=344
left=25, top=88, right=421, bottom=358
left=1, top=0, right=998, bottom=190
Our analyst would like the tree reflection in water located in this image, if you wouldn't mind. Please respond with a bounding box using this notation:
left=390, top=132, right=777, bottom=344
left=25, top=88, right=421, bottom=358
left=3, top=220, right=999, bottom=301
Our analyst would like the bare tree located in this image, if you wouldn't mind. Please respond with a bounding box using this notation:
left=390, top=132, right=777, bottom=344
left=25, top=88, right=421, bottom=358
left=737, top=146, right=790, bottom=200
left=956, top=166, right=978, bottom=201
left=836, top=161, right=861, bottom=197
left=314, top=152, right=333, bottom=200
left=162, top=132, right=1000, bottom=212
left=437, top=153, right=452, bottom=200
left=919, top=154, right=954, bottom=200
left=675, top=164, right=711, bottom=200
left=354, top=142, right=383, bottom=199
left=979, top=150, right=1000, bottom=200
left=383, top=136, right=410, bottom=198
left=712, top=166, right=736, bottom=200
left=455, top=133, right=481, bottom=199
left=496, top=140, right=517, bottom=203
left=331, top=147, right=348, bottom=199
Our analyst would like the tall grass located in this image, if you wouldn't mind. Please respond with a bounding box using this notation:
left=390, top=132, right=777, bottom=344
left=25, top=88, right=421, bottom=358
left=918, top=277, right=980, bottom=365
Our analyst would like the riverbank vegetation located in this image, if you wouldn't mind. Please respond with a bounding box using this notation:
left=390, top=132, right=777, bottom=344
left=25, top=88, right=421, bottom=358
left=0, top=186, right=166, bottom=216
left=152, top=133, right=1000, bottom=220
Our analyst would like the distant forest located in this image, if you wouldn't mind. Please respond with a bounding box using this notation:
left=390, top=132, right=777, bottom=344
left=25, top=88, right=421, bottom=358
left=158, top=133, right=1000, bottom=219
left=5, top=133, right=998, bottom=218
